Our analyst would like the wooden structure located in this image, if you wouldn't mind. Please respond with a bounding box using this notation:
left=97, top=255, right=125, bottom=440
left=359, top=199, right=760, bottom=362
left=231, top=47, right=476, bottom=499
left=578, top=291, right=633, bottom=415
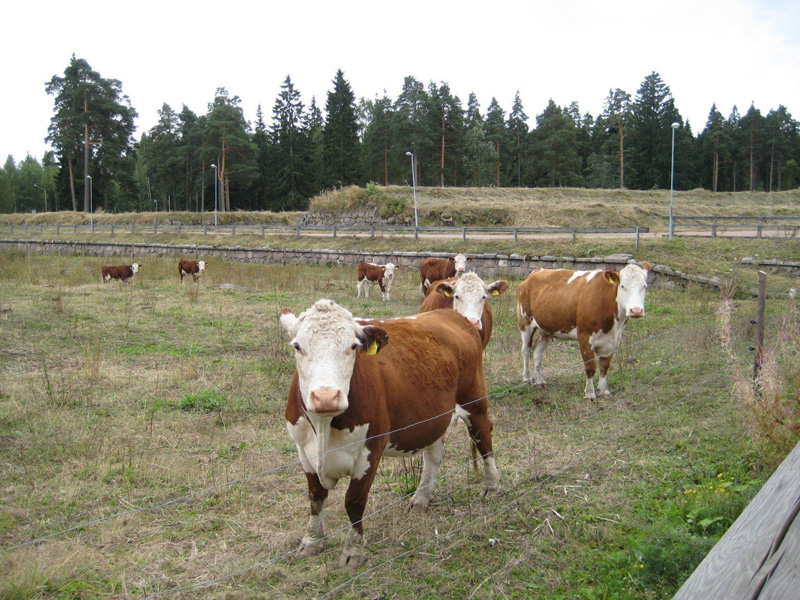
left=673, top=440, right=800, bottom=599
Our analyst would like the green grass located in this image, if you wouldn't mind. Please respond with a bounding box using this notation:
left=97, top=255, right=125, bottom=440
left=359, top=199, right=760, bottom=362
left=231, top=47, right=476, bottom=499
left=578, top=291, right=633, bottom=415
left=0, top=251, right=796, bottom=599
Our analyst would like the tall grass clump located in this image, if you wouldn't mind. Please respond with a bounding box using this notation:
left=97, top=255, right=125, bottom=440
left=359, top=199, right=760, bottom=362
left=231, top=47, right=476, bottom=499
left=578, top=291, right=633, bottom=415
left=719, top=294, right=800, bottom=468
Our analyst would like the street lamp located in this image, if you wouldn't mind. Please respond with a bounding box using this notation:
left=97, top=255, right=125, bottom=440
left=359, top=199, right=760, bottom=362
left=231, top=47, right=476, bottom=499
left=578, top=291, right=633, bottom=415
left=33, top=184, right=47, bottom=212
left=210, top=163, right=218, bottom=227
left=405, top=151, right=419, bottom=239
left=86, top=175, right=93, bottom=228
left=668, top=122, right=679, bottom=241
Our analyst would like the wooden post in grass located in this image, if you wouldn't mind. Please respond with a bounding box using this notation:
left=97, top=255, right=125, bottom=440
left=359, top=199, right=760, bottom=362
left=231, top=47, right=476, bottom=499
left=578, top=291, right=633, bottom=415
left=672, top=439, right=800, bottom=600
left=753, top=270, right=767, bottom=391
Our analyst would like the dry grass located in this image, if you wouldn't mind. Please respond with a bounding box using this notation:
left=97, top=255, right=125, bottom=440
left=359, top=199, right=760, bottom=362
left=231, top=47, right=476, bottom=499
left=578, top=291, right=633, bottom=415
left=0, top=252, right=794, bottom=598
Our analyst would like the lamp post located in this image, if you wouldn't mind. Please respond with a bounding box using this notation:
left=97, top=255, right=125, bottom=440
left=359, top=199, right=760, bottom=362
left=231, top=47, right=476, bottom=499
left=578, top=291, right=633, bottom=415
left=405, top=151, right=418, bottom=239
left=33, top=184, right=47, bottom=212
left=86, top=175, right=93, bottom=227
left=668, top=122, right=679, bottom=241
left=210, top=163, right=218, bottom=227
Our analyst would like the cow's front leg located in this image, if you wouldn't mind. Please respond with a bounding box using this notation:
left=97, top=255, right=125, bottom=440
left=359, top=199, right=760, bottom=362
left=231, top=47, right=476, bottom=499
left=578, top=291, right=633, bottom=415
left=520, top=324, right=537, bottom=384
left=338, top=466, right=379, bottom=570
left=462, top=404, right=500, bottom=497
left=596, top=355, right=613, bottom=397
left=531, top=334, right=549, bottom=387
left=408, top=438, right=444, bottom=512
left=578, top=334, right=597, bottom=400
left=297, top=472, right=329, bottom=558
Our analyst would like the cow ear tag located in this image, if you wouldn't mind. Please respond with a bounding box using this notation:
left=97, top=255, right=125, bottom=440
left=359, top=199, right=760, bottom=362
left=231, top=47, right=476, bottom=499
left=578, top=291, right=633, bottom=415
left=606, top=273, right=616, bottom=285
left=367, top=340, right=379, bottom=355
left=442, top=290, right=451, bottom=297
left=491, top=290, right=500, bottom=296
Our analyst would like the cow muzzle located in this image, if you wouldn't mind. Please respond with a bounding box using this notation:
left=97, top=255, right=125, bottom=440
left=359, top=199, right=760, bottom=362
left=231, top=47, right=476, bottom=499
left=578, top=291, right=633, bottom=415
left=309, top=387, right=345, bottom=415
left=468, top=317, right=482, bottom=330
left=628, top=307, right=645, bottom=318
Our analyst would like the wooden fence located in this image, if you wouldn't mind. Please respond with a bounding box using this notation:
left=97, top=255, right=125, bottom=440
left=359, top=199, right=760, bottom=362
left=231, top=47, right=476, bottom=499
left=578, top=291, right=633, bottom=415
left=663, top=216, right=800, bottom=238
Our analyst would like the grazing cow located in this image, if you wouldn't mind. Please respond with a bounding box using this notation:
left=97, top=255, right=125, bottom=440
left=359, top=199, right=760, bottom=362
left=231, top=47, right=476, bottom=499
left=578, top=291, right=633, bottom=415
left=516, top=262, right=652, bottom=400
left=281, top=300, right=499, bottom=568
left=420, top=271, right=509, bottom=349
left=356, top=262, right=397, bottom=301
left=179, top=259, right=207, bottom=284
left=101, top=263, right=140, bottom=283
left=418, top=254, right=471, bottom=295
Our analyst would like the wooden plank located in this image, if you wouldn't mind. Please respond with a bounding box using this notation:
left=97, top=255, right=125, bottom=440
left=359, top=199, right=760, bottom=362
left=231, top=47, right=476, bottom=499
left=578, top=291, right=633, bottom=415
left=673, top=440, right=800, bottom=599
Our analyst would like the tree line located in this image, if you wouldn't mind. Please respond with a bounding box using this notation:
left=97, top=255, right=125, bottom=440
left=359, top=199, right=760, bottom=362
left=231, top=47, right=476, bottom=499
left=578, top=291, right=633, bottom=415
left=1, top=55, right=798, bottom=215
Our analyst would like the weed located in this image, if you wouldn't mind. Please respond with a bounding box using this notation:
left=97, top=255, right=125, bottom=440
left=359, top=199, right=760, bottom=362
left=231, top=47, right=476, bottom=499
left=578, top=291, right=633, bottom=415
left=178, top=390, right=226, bottom=412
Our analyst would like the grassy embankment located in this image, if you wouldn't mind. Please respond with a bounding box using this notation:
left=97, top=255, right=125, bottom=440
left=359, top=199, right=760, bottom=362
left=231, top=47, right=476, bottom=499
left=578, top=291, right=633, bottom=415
left=0, top=248, right=798, bottom=599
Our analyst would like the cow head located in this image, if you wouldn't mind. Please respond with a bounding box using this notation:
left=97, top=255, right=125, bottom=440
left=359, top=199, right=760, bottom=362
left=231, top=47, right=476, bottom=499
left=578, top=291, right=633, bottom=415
left=131, top=263, right=140, bottom=273
left=612, top=262, right=651, bottom=319
left=382, top=262, right=397, bottom=284
left=197, top=260, right=207, bottom=272
left=452, top=254, right=470, bottom=275
left=435, top=271, right=509, bottom=330
left=280, top=300, right=389, bottom=417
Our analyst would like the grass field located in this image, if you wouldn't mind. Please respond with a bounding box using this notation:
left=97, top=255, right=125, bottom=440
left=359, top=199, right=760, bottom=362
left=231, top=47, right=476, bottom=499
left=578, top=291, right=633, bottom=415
left=0, top=251, right=797, bottom=599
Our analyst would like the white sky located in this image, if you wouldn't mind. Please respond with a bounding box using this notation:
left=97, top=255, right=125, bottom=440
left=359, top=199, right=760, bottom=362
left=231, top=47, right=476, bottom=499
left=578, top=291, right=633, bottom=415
left=2, top=0, right=798, bottom=164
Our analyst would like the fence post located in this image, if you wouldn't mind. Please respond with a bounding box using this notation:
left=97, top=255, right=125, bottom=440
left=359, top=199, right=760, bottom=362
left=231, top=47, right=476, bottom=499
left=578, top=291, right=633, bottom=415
left=333, top=225, right=337, bottom=238
left=296, top=224, right=300, bottom=237
left=203, top=225, right=207, bottom=236
left=371, top=224, right=375, bottom=238
left=261, top=226, right=266, bottom=236
left=415, top=226, right=419, bottom=242
left=514, top=228, right=518, bottom=244
left=154, top=224, right=158, bottom=235
left=753, top=270, right=767, bottom=392
left=178, top=223, right=182, bottom=235
left=232, top=225, right=236, bottom=236
left=712, top=217, right=717, bottom=237
left=25, top=225, right=28, bottom=234
left=462, top=227, right=466, bottom=242
left=757, top=217, right=763, bottom=239
left=56, top=225, right=60, bottom=235
left=40, top=225, right=43, bottom=234
left=111, top=225, right=114, bottom=236
left=73, top=225, right=77, bottom=234
left=9, top=225, right=12, bottom=234
left=132, top=224, right=135, bottom=234
left=635, top=227, right=640, bottom=251
left=572, top=228, right=577, bottom=243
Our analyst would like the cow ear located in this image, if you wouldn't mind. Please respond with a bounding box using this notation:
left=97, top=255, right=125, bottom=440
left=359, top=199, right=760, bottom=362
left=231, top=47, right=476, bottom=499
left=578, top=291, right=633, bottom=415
left=279, top=309, right=297, bottom=334
left=641, top=261, right=652, bottom=280
left=605, top=271, right=620, bottom=286
left=381, top=267, right=386, bottom=272
left=466, top=257, right=473, bottom=262
left=487, top=280, right=509, bottom=296
left=436, top=282, right=456, bottom=298
left=359, top=325, right=389, bottom=355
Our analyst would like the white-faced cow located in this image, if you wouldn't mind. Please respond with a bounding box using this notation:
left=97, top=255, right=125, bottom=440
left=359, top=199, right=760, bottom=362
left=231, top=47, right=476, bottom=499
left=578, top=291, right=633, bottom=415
left=356, top=262, right=397, bottom=301
left=418, top=254, right=471, bottom=295
left=420, top=271, right=509, bottom=349
left=179, top=259, right=207, bottom=284
left=516, top=262, right=652, bottom=400
left=281, top=299, right=499, bottom=568
left=101, top=263, right=140, bottom=283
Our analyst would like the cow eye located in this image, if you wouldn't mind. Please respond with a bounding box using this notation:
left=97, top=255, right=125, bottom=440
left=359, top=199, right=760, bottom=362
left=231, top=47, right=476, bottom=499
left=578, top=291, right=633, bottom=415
left=350, top=343, right=359, bottom=351
left=293, top=342, right=301, bottom=352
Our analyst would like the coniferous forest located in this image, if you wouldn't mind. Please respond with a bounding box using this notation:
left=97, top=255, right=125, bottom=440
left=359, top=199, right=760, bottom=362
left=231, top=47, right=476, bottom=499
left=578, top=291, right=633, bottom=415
left=1, top=55, right=798, bottom=215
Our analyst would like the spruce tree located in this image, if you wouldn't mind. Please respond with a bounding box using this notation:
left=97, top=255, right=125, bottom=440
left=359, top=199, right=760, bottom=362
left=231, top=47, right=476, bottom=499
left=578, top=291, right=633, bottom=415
left=322, top=70, right=361, bottom=188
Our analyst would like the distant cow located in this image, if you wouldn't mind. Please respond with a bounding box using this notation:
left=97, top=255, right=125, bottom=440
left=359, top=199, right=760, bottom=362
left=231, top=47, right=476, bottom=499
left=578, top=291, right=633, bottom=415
left=179, top=259, right=207, bottom=284
left=281, top=299, right=499, bottom=569
left=356, top=262, right=397, bottom=301
left=418, top=253, right=471, bottom=295
left=101, top=263, right=140, bottom=283
left=516, top=262, right=652, bottom=400
left=420, top=271, right=509, bottom=348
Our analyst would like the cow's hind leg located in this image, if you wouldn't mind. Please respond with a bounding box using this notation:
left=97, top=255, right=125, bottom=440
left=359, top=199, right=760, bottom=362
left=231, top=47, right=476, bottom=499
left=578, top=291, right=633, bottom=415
left=460, top=400, right=500, bottom=497
left=408, top=438, right=444, bottom=512
left=297, top=472, right=329, bottom=558
left=520, top=323, right=537, bottom=383
left=596, top=355, right=613, bottom=397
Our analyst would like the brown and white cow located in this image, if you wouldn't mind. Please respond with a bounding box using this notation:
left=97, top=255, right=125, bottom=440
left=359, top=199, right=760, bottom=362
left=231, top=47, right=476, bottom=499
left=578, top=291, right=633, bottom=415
left=356, top=262, right=397, bottom=301
left=101, top=263, right=140, bottom=283
left=418, top=253, right=471, bottom=295
left=420, top=271, right=509, bottom=349
left=516, top=262, right=652, bottom=400
left=179, top=259, right=207, bottom=284
left=281, top=299, right=499, bottom=568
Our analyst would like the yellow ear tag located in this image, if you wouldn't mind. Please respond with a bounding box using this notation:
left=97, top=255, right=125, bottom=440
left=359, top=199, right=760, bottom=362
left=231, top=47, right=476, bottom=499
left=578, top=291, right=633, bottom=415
left=367, top=340, right=379, bottom=355
left=491, top=290, right=499, bottom=296
left=606, top=273, right=616, bottom=285
left=442, top=290, right=451, bottom=297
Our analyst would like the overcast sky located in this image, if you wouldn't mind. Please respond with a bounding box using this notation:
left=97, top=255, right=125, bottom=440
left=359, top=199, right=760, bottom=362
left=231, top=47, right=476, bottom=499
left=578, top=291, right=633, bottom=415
left=3, top=0, right=798, bottom=164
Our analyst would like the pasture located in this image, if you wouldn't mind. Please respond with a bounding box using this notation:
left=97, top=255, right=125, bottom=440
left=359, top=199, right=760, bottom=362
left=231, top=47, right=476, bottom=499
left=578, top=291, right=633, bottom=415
left=0, top=251, right=793, bottom=599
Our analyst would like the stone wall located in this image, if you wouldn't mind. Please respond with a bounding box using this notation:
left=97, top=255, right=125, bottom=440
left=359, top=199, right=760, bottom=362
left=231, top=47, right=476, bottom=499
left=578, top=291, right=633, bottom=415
left=0, top=238, right=730, bottom=290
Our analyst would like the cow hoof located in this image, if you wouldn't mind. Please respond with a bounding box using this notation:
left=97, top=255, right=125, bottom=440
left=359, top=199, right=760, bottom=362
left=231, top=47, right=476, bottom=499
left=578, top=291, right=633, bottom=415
left=296, top=537, right=324, bottom=558
left=337, top=549, right=368, bottom=570
left=481, top=484, right=501, bottom=498
left=407, top=498, right=430, bottom=513
left=599, top=390, right=612, bottom=398
left=584, top=394, right=596, bottom=401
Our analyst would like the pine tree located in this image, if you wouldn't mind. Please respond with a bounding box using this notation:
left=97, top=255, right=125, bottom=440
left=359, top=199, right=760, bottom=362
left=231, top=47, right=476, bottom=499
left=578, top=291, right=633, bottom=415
left=322, top=70, right=361, bottom=188
left=530, top=100, right=582, bottom=187
left=426, top=82, right=464, bottom=186
left=392, top=77, right=431, bottom=185
left=698, top=104, right=728, bottom=192
left=361, top=94, right=394, bottom=185
left=738, top=104, right=766, bottom=191
left=270, top=75, right=310, bottom=210
left=485, top=99, right=506, bottom=187
left=507, top=92, right=529, bottom=187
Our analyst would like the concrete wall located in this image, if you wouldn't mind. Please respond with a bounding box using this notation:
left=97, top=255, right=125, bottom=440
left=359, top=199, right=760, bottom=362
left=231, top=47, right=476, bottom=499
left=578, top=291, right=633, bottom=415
left=0, top=238, right=725, bottom=289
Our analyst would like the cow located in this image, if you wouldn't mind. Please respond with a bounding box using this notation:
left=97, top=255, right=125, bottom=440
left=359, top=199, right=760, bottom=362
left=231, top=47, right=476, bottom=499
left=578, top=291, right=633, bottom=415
left=179, top=259, right=207, bottom=284
left=101, top=263, right=140, bottom=283
left=356, top=262, right=397, bottom=301
left=418, top=254, right=471, bottom=295
left=420, top=271, right=509, bottom=349
left=280, top=299, right=499, bottom=569
left=516, top=262, right=652, bottom=400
